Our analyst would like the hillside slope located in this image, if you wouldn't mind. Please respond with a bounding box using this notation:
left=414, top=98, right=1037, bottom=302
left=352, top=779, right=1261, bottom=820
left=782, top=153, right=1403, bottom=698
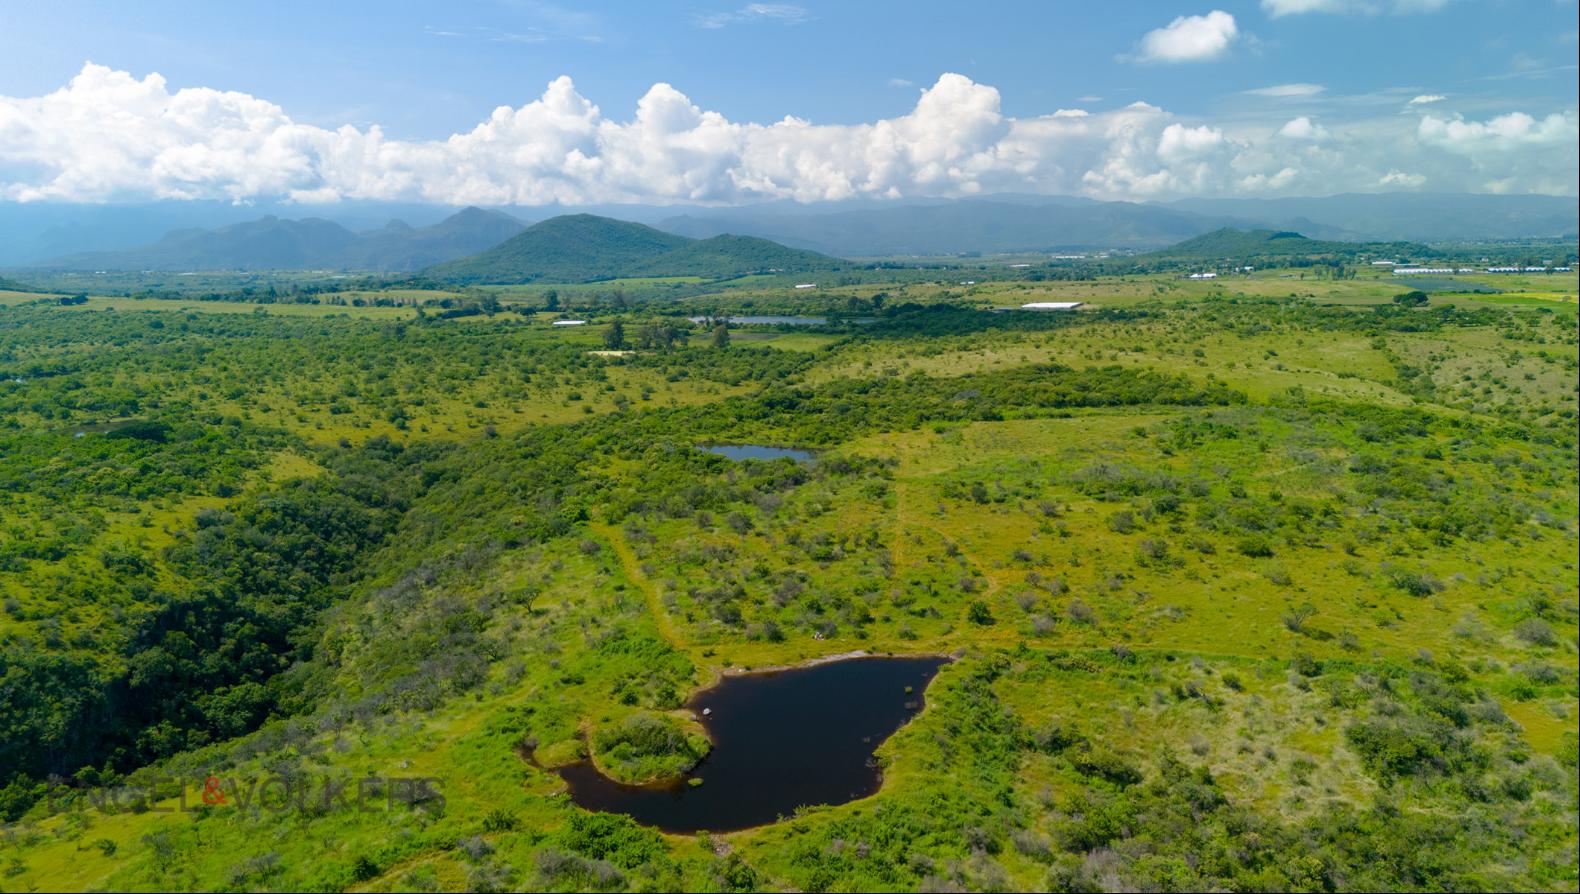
left=1149, top=227, right=1437, bottom=261
left=36, top=207, right=525, bottom=272
left=660, top=197, right=1258, bottom=255
left=336, top=207, right=526, bottom=271
left=634, top=234, right=844, bottom=277
left=48, top=216, right=359, bottom=270
left=427, top=214, right=690, bottom=283
left=1167, top=192, right=1580, bottom=241
left=429, top=214, right=845, bottom=283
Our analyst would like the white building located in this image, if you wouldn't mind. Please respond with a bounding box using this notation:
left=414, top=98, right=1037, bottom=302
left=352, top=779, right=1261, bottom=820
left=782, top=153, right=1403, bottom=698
left=1188, top=272, right=1217, bottom=280
left=1020, top=302, right=1084, bottom=311
left=794, top=283, right=817, bottom=289
left=1393, top=267, right=1456, bottom=275
left=551, top=320, right=588, bottom=326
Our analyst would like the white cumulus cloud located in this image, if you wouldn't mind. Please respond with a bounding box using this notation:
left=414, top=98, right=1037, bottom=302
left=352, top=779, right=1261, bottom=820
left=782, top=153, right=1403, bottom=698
left=0, top=63, right=1574, bottom=205
left=1418, top=111, right=1577, bottom=153
left=1278, top=116, right=1330, bottom=140
left=1133, top=11, right=1239, bottom=63
left=1416, top=111, right=1579, bottom=193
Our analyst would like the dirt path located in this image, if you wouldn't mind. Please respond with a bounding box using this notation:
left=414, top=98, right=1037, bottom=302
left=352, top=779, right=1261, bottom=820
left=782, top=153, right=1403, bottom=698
left=588, top=521, right=687, bottom=650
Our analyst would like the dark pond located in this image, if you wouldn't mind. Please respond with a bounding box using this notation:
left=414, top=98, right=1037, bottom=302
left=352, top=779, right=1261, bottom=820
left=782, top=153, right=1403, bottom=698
left=554, top=656, right=949, bottom=833
left=700, top=444, right=815, bottom=463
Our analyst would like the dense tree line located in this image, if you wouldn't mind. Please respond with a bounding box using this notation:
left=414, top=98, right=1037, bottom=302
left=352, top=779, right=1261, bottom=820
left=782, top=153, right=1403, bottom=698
left=0, top=437, right=439, bottom=816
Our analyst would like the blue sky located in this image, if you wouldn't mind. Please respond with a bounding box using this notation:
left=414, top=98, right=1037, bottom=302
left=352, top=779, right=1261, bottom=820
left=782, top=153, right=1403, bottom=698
left=1, top=2, right=1576, bottom=204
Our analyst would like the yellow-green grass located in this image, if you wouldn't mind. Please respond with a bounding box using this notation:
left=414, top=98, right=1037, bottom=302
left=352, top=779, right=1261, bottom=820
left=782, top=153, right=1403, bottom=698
left=319, top=288, right=464, bottom=304
left=3, top=278, right=1574, bottom=891
left=0, top=288, right=50, bottom=304
left=840, top=415, right=1574, bottom=675
left=1503, top=700, right=1573, bottom=755
left=1, top=292, right=419, bottom=319
left=808, top=316, right=1414, bottom=404
left=727, top=331, right=843, bottom=351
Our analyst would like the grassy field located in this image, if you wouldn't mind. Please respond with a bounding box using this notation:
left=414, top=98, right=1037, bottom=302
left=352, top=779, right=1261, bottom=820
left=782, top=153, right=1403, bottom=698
left=1, top=270, right=1575, bottom=892
left=0, top=291, right=421, bottom=319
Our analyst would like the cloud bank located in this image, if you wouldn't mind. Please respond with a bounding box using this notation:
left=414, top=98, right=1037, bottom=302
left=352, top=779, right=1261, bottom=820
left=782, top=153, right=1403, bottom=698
left=0, top=63, right=1574, bottom=205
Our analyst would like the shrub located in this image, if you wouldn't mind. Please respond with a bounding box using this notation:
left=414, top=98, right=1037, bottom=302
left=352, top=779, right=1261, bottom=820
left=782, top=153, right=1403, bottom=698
left=967, top=600, right=996, bottom=626
left=1071, top=747, right=1144, bottom=787
left=1067, top=599, right=1096, bottom=625
left=1282, top=602, right=1317, bottom=633
left=591, top=713, right=709, bottom=784
left=1513, top=619, right=1556, bottom=647
left=1236, top=536, right=1274, bottom=558
left=1384, top=566, right=1443, bottom=597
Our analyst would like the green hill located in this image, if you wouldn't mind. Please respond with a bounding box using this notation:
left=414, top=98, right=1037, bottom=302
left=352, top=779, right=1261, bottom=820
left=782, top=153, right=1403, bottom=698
left=427, top=214, right=690, bottom=284
left=634, top=234, right=844, bottom=277
left=1150, top=227, right=1436, bottom=261
left=428, top=214, right=846, bottom=284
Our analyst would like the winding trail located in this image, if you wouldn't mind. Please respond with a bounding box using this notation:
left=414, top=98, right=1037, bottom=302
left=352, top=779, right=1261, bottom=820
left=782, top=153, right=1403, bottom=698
left=588, top=521, right=686, bottom=650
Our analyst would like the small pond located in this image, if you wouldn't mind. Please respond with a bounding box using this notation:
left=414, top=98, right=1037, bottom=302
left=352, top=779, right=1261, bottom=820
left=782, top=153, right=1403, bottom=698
left=553, top=656, right=949, bottom=832
left=700, top=444, right=815, bottom=463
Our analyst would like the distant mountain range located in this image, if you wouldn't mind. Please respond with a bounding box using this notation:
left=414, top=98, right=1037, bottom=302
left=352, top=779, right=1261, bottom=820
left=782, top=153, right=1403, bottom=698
left=1163, top=193, right=1578, bottom=244
left=1145, top=228, right=1435, bottom=262
left=426, top=214, right=844, bottom=284
left=29, top=207, right=525, bottom=272
left=659, top=197, right=1264, bottom=256
left=1, top=192, right=1572, bottom=272
left=661, top=193, right=1576, bottom=256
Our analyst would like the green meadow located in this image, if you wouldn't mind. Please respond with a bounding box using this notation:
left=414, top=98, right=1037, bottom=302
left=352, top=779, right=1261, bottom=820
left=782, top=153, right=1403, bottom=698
left=0, top=271, right=1574, bottom=891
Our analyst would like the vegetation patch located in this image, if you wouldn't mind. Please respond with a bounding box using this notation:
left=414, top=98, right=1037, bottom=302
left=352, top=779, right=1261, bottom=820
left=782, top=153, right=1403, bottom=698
left=589, top=712, right=711, bottom=785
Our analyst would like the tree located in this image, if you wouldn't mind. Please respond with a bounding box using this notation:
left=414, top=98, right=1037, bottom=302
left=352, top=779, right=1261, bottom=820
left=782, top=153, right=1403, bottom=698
left=604, top=320, right=626, bottom=350
left=639, top=323, right=685, bottom=352
left=1282, top=602, right=1318, bottom=634
left=967, top=600, right=995, bottom=625
left=711, top=323, right=730, bottom=349
left=1392, top=290, right=1429, bottom=307
left=544, top=289, right=560, bottom=311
